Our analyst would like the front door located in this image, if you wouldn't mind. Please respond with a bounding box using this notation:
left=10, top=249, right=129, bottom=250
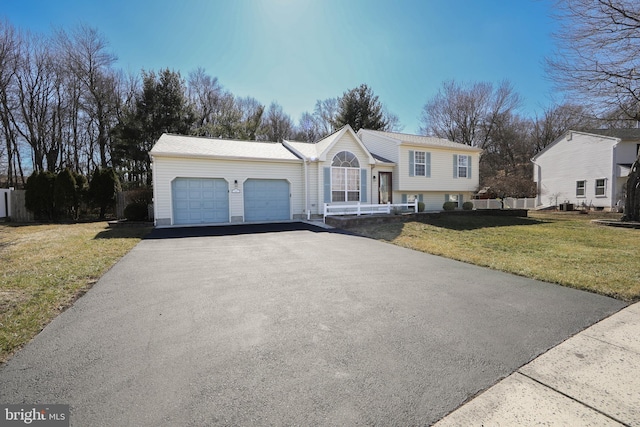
left=378, top=172, right=392, bottom=204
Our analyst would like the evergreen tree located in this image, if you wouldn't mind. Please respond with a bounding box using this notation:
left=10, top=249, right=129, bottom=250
left=113, top=69, right=194, bottom=187
left=333, top=84, right=388, bottom=132
left=54, top=168, right=77, bottom=219
left=89, top=167, right=121, bottom=219
left=25, top=171, right=56, bottom=220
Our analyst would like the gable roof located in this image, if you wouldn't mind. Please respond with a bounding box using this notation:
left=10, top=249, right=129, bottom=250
left=371, top=153, right=395, bottom=165
left=283, top=125, right=376, bottom=164
left=150, top=133, right=302, bottom=162
left=581, top=128, right=640, bottom=140
left=531, top=128, right=639, bottom=161
left=358, top=129, right=482, bottom=152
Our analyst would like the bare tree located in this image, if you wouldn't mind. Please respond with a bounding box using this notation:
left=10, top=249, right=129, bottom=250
left=480, top=113, right=535, bottom=191
left=313, top=98, right=338, bottom=135
left=188, top=67, right=223, bottom=133
left=0, top=20, right=21, bottom=186
left=547, top=0, right=640, bottom=220
left=12, top=32, right=62, bottom=172
left=531, top=103, right=593, bottom=153
left=382, top=107, right=404, bottom=132
left=548, top=0, right=640, bottom=120
left=293, top=112, right=321, bottom=142
left=420, top=80, right=521, bottom=148
left=57, top=24, right=118, bottom=169
left=235, top=96, right=264, bottom=140
left=258, top=102, right=293, bottom=142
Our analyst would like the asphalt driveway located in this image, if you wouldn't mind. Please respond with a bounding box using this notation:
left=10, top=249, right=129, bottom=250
left=0, top=223, right=626, bottom=426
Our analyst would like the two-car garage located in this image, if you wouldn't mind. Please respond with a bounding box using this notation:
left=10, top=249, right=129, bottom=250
left=171, top=177, right=291, bottom=225
left=150, top=134, right=303, bottom=227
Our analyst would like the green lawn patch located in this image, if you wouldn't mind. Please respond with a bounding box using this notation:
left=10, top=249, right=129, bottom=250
left=350, top=212, right=640, bottom=302
left=0, top=222, right=151, bottom=363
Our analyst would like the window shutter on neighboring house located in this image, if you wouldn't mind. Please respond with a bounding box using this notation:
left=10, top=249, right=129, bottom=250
left=402, top=194, right=407, bottom=204
left=418, top=194, right=424, bottom=202
left=453, top=154, right=458, bottom=178
left=323, top=167, right=331, bottom=203
left=444, top=194, right=449, bottom=204
left=467, top=155, right=472, bottom=179
left=409, top=150, right=415, bottom=177
left=426, top=152, right=431, bottom=177
left=361, top=169, right=367, bottom=203
left=459, top=194, right=463, bottom=204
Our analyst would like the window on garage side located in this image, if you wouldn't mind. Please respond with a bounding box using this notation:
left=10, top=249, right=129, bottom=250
left=331, top=151, right=360, bottom=202
left=576, top=180, right=586, bottom=197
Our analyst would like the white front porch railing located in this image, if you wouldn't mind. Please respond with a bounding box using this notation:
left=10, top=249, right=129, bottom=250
left=323, top=202, right=417, bottom=222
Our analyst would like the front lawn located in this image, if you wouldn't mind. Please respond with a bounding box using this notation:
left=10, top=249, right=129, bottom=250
left=0, top=222, right=151, bottom=363
left=350, top=212, right=640, bottom=302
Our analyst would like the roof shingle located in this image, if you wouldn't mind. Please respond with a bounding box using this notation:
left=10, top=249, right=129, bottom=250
left=360, top=129, right=482, bottom=152
left=150, top=134, right=302, bottom=161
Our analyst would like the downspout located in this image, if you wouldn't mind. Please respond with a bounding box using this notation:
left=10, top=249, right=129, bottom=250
left=151, top=155, right=157, bottom=227
left=371, top=164, right=375, bottom=205
left=531, top=157, right=541, bottom=207
left=611, top=143, right=618, bottom=210
left=304, top=158, right=310, bottom=220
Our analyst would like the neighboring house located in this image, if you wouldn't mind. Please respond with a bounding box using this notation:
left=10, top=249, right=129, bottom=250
left=532, top=129, right=640, bottom=210
left=149, top=125, right=481, bottom=227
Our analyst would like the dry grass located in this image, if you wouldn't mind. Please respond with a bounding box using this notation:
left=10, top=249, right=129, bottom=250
left=350, top=211, right=640, bottom=302
left=0, top=222, right=151, bottom=363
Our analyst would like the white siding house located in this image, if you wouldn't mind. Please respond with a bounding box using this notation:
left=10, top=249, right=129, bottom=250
left=149, top=126, right=484, bottom=227
left=531, top=129, right=640, bottom=210
left=358, top=129, right=482, bottom=211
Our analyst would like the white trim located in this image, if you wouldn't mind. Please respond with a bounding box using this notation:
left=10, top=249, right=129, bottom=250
left=323, top=202, right=417, bottom=221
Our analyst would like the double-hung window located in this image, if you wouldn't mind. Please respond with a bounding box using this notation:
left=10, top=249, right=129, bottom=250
left=409, top=150, right=430, bottom=177
left=457, top=155, right=468, bottom=178
left=331, top=151, right=360, bottom=202
left=453, top=154, right=471, bottom=179
left=415, top=151, right=426, bottom=176
left=576, top=180, right=586, bottom=197
left=595, top=178, right=606, bottom=197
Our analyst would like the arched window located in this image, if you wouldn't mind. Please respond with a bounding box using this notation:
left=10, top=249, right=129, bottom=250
left=331, top=151, right=360, bottom=168
left=331, top=151, right=360, bottom=202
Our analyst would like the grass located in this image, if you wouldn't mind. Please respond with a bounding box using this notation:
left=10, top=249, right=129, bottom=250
left=0, top=222, right=151, bottom=363
left=350, top=211, right=640, bottom=302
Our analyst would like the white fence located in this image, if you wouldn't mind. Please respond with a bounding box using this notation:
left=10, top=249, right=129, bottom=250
left=472, top=198, right=537, bottom=210
left=324, top=202, right=417, bottom=221
left=1, top=189, right=10, bottom=218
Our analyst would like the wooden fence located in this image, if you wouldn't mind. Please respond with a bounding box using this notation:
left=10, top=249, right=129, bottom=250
left=2, top=190, right=34, bottom=222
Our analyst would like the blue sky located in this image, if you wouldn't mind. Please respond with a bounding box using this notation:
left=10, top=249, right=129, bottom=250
left=2, top=0, right=559, bottom=133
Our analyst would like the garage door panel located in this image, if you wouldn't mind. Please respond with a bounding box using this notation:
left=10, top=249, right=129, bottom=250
left=172, top=178, right=229, bottom=225
left=244, top=179, right=290, bottom=222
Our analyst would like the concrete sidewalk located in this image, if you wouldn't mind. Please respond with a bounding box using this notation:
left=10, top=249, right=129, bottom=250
left=435, top=302, right=640, bottom=426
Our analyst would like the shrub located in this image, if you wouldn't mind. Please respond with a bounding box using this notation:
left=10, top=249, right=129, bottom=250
left=443, top=201, right=457, bottom=211
left=462, top=201, right=474, bottom=211
left=89, top=168, right=121, bottom=219
left=25, top=171, right=56, bottom=219
left=54, top=169, right=77, bottom=219
left=417, top=201, right=425, bottom=212
left=124, top=202, right=148, bottom=221
left=72, top=172, right=90, bottom=217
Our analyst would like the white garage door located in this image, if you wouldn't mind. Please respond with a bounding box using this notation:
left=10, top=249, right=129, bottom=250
left=172, top=178, right=229, bottom=225
left=244, top=179, right=290, bottom=222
